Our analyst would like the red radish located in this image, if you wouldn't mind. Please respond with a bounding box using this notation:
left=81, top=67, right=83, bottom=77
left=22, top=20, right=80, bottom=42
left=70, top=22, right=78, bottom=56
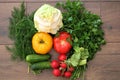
left=60, top=63, right=67, bottom=69
left=64, top=71, right=72, bottom=78
left=52, top=69, right=61, bottom=77
left=58, top=54, right=67, bottom=61
left=69, top=67, right=74, bottom=72
left=51, top=60, right=60, bottom=69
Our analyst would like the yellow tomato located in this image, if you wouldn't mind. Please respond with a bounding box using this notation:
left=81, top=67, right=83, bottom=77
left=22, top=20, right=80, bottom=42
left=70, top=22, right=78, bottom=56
left=32, top=32, right=53, bottom=54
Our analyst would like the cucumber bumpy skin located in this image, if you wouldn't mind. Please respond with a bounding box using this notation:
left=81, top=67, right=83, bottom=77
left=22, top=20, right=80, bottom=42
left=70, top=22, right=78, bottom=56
left=31, top=61, right=51, bottom=70
left=26, top=54, right=51, bottom=63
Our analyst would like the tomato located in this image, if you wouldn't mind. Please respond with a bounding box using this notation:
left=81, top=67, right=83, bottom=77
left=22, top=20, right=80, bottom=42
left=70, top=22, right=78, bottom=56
left=32, top=32, right=53, bottom=54
left=53, top=32, right=72, bottom=54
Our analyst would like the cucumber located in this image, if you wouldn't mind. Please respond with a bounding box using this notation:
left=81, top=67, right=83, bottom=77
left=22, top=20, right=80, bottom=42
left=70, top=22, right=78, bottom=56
left=26, top=54, right=51, bottom=63
left=31, top=61, right=51, bottom=70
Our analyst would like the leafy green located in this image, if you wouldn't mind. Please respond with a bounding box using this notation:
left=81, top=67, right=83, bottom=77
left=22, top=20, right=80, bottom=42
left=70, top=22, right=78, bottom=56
left=8, top=3, right=37, bottom=60
left=66, top=46, right=89, bottom=67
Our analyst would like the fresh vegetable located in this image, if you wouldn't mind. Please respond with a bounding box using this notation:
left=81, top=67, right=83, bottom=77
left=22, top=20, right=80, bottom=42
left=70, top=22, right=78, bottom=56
left=26, top=54, right=51, bottom=63
left=68, top=67, right=74, bottom=72
left=52, top=69, right=61, bottom=77
left=60, top=63, right=67, bottom=69
left=66, top=47, right=89, bottom=67
left=64, top=71, right=72, bottom=78
left=8, top=0, right=106, bottom=80
left=31, top=61, right=51, bottom=70
left=51, top=60, right=60, bottom=69
left=7, top=3, right=37, bottom=60
left=58, top=54, right=67, bottom=61
left=32, top=32, right=53, bottom=54
left=34, top=4, right=63, bottom=34
left=51, top=55, right=74, bottom=78
left=53, top=32, right=72, bottom=54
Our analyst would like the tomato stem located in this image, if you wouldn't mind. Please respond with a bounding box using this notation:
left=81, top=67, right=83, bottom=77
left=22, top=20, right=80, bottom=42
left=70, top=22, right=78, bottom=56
left=40, top=39, right=44, bottom=43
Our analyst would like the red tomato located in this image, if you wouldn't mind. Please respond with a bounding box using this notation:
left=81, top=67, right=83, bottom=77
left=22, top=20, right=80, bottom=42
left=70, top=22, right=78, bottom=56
left=53, top=32, right=72, bottom=54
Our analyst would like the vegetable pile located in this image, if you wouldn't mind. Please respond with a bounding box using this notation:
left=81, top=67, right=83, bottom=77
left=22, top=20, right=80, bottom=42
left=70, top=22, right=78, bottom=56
left=8, top=0, right=106, bottom=80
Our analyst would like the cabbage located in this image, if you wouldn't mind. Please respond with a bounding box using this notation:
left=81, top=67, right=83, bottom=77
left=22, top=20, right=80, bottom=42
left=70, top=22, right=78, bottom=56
left=34, top=4, right=63, bottom=34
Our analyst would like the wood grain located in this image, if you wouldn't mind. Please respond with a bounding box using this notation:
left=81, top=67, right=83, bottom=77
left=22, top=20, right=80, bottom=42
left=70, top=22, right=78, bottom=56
left=97, top=43, right=120, bottom=55
left=0, top=45, right=120, bottom=80
left=86, top=55, right=120, bottom=80
left=84, top=2, right=100, bottom=15
left=0, top=0, right=120, bottom=80
left=0, top=0, right=101, bottom=3
left=101, top=2, right=120, bottom=43
left=0, top=3, right=22, bottom=45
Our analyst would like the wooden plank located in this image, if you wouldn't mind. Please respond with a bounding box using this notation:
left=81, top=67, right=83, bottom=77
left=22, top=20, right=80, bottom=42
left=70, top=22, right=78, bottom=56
left=0, top=0, right=101, bottom=3
left=101, top=0, right=120, bottom=1
left=0, top=28, right=13, bottom=45
left=26, top=2, right=100, bottom=15
left=0, top=3, right=21, bottom=28
left=101, top=2, right=120, bottom=43
left=0, top=3, right=25, bottom=45
left=0, top=45, right=120, bottom=80
left=86, top=55, right=120, bottom=80
left=0, top=45, right=67, bottom=80
left=97, top=43, right=120, bottom=55
left=84, top=2, right=100, bottom=15
left=26, top=3, right=53, bottom=14
left=103, top=27, right=120, bottom=43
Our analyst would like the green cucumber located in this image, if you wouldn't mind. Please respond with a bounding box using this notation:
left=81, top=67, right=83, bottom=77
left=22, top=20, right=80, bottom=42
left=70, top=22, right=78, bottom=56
left=26, top=54, right=51, bottom=63
left=31, top=61, right=51, bottom=70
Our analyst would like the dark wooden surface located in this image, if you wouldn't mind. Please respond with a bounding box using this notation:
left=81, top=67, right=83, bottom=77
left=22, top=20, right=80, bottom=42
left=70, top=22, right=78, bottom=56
left=0, top=0, right=120, bottom=80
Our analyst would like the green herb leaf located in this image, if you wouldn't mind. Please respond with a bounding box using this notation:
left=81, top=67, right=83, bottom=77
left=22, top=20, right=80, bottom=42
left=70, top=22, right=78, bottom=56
left=79, top=59, right=87, bottom=66
left=66, top=46, right=89, bottom=67
left=8, top=3, right=37, bottom=60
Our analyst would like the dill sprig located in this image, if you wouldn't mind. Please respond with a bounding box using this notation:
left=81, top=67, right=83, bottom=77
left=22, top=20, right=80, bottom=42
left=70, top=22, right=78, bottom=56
left=8, top=3, right=37, bottom=60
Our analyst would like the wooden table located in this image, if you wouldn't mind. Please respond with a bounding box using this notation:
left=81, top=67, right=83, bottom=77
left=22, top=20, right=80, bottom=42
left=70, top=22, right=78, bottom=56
left=0, top=0, right=120, bottom=80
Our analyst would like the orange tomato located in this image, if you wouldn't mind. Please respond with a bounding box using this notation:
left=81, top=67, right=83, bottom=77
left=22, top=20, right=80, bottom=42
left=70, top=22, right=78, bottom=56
left=32, top=32, right=53, bottom=54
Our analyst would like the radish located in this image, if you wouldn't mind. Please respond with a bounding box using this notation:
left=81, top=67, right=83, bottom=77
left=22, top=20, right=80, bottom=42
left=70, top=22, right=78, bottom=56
left=51, top=60, right=60, bottom=69
left=69, top=67, right=74, bottom=72
left=52, top=69, right=61, bottom=77
left=64, top=71, right=72, bottom=78
left=60, top=63, right=67, bottom=69
left=58, top=54, right=67, bottom=61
